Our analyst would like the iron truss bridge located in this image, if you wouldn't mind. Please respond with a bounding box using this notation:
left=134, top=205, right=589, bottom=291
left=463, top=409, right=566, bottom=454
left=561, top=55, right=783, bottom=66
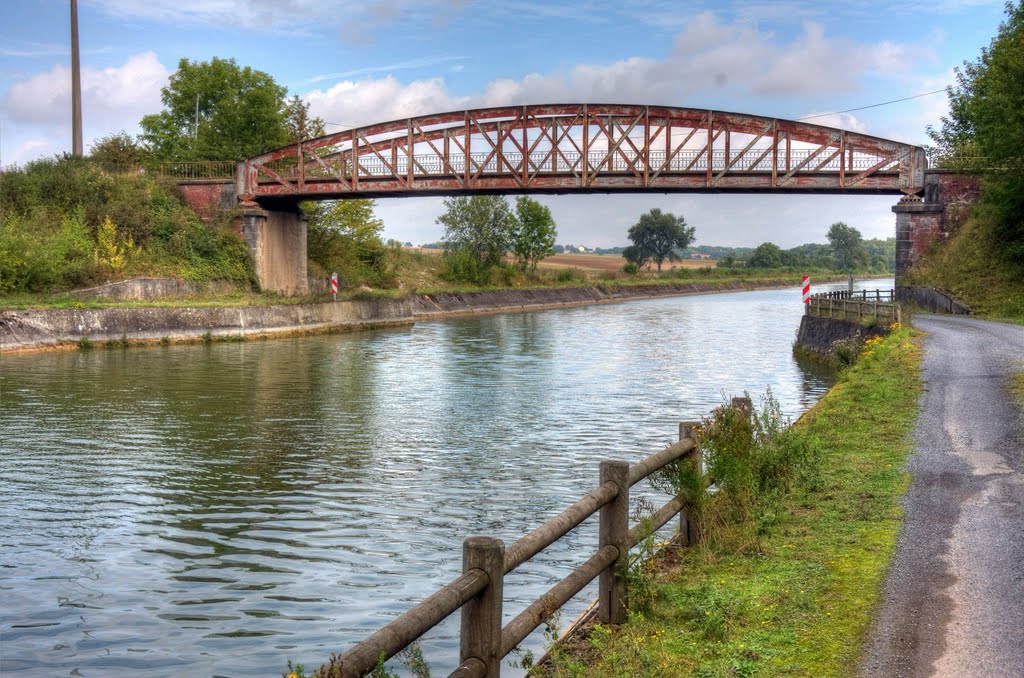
left=239, top=104, right=927, bottom=205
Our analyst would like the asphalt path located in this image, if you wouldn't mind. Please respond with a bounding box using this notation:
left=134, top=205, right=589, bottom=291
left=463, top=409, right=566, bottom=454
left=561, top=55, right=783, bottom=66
left=860, top=315, right=1024, bottom=677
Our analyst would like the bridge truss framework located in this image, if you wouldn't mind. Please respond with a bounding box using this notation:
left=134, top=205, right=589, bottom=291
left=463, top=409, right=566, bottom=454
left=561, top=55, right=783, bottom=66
left=239, top=104, right=927, bottom=204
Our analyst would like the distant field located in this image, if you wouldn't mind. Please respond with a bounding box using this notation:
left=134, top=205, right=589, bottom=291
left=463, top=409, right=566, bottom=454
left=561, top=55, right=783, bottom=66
left=538, top=253, right=717, bottom=272
left=404, top=248, right=718, bottom=273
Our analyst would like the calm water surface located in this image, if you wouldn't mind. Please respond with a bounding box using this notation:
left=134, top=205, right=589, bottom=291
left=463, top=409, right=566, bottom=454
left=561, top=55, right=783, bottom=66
left=0, top=280, right=888, bottom=677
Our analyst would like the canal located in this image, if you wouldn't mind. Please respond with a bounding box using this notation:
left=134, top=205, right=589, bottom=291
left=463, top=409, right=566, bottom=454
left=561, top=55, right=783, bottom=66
left=0, top=280, right=888, bottom=677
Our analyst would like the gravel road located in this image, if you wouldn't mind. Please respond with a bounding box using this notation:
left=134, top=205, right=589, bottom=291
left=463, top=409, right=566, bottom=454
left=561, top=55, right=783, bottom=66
left=859, top=315, right=1024, bottom=677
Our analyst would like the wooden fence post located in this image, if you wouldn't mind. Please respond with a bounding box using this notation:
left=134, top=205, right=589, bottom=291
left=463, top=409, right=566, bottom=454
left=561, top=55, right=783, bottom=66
left=460, top=537, right=504, bottom=678
left=598, top=460, right=629, bottom=625
left=678, top=421, right=702, bottom=546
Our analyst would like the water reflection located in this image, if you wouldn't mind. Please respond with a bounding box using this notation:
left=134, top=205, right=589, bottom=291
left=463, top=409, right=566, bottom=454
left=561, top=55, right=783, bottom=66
left=0, top=280, right=889, bottom=677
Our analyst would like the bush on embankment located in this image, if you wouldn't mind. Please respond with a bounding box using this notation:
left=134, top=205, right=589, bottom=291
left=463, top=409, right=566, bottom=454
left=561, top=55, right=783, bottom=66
left=0, top=156, right=256, bottom=295
left=543, top=327, right=920, bottom=677
left=906, top=214, right=1024, bottom=323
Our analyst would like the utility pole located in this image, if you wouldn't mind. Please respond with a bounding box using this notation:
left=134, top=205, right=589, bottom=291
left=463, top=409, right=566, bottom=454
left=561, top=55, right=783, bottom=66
left=70, top=0, right=83, bottom=156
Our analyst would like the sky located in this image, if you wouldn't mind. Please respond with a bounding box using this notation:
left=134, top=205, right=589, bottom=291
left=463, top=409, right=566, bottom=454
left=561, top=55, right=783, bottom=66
left=0, top=0, right=1008, bottom=248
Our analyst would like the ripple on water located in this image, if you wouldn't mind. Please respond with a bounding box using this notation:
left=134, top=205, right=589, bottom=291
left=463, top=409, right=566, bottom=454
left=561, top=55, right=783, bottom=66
left=0, top=282, right=880, bottom=677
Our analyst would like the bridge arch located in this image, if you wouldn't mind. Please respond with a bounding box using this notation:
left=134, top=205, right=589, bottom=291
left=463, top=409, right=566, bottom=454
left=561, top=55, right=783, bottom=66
left=240, top=104, right=927, bottom=206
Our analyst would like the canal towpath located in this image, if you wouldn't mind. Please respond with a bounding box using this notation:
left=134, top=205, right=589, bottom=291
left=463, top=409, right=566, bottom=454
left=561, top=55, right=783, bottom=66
left=859, top=315, right=1024, bottom=676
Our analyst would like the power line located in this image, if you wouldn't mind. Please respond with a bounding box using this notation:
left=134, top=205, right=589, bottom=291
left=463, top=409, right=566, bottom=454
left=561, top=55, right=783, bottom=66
left=798, top=88, right=948, bottom=121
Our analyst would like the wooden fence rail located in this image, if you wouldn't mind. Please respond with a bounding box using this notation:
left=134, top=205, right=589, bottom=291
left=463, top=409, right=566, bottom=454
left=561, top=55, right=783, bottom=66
left=806, top=289, right=900, bottom=324
left=319, top=402, right=747, bottom=678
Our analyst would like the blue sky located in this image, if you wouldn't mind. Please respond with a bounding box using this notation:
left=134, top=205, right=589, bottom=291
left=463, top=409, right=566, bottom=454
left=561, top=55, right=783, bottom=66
left=0, top=0, right=1007, bottom=248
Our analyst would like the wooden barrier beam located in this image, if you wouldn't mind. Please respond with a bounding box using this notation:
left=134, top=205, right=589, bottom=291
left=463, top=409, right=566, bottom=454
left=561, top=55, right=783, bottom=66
left=499, top=544, right=618, bottom=657
left=503, top=481, right=618, bottom=573
left=330, top=568, right=488, bottom=677
left=627, top=438, right=696, bottom=486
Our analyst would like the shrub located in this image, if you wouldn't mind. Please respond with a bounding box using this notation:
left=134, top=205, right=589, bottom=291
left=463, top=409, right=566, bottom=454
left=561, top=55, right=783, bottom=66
left=655, top=389, right=820, bottom=551
left=622, top=260, right=639, bottom=275
left=440, top=247, right=492, bottom=285
left=0, top=210, right=95, bottom=293
left=0, top=156, right=256, bottom=293
left=554, top=267, right=585, bottom=284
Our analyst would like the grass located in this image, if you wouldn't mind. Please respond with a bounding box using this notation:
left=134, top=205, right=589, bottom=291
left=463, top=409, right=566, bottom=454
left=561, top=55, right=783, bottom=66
left=1, top=264, right=886, bottom=312
left=1010, top=371, right=1024, bottom=408
left=544, top=326, right=922, bottom=677
left=906, top=215, right=1024, bottom=324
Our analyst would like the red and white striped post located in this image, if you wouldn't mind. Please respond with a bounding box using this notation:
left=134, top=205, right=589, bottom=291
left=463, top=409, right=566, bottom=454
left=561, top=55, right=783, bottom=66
left=801, top=275, right=811, bottom=305
left=331, top=272, right=338, bottom=302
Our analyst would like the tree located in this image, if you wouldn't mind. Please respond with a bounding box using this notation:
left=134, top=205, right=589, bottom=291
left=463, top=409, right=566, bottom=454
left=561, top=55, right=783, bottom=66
left=827, top=222, right=868, bottom=274
left=626, top=208, right=695, bottom=272
left=89, top=132, right=149, bottom=171
left=437, top=196, right=513, bottom=282
left=284, top=95, right=326, bottom=144
left=747, top=242, right=784, bottom=269
left=303, top=199, right=389, bottom=287
left=622, top=245, right=651, bottom=271
left=139, top=57, right=289, bottom=161
left=928, top=2, right=1024, bottom=262
left=511, top=196, right=557, bottom=273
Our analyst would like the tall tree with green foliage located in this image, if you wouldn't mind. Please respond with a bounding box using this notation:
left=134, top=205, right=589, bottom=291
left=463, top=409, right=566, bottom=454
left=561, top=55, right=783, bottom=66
left=139, top=57, right=289, bottom=161
left=284, top=95, right=326, bottom=144
left=89, top=132, right=149, bottom=171
left=626, top=208, right=696, bottom=272
left=928, top=1, right=1024, bottom=262
left=511, top=196, right=557, bottom=273
left=437, top=196, right=513, bottom=283
left=747, top=242, right=785, bottom=269
left=303, top=199, right=391, bottom=288
left=827, top=222, right=868, bottom=273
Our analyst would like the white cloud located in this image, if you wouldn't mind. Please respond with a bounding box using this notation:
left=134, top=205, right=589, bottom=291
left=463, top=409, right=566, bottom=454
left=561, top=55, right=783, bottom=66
left=1, top=137, right=56, bottom=167
left=304, top=13, right=923, bottom=129
left=797, top=112, right=869, bottom=134
left=1, top=52, right=168, bottom=131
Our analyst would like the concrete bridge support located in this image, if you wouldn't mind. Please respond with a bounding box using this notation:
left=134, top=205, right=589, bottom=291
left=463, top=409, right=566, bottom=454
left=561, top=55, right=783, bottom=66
left=893, top=171, right=981, bottom=286
left=240, top=206, right=308, bottom=295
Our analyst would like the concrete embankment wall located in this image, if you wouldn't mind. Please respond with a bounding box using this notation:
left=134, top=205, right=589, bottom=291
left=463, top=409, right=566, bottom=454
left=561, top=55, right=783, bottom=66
left=896, top=285, right=971, bottom=315
left=411, top=280, right=802, bottom=318
left=2, top=279, right=854, bottom=354
left=0, top=299, right=412, bottom=353
left=795, top=314, right=888, bottom=355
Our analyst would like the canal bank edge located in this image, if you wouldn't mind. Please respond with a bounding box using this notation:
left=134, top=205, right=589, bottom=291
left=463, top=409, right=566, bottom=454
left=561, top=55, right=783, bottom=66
left=0, top=278, right=863, bottom=354
left=540, top=327, right=922, bottom=676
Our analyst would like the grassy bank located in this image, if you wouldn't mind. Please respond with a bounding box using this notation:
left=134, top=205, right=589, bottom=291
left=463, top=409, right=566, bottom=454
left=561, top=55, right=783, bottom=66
left=544, top=327, right=921, bottom=677
left=0, top=157, right=257, bottom=296
left=906, top=215, right=1024, bottom=323
left=0, top=264, right=882, bottom=311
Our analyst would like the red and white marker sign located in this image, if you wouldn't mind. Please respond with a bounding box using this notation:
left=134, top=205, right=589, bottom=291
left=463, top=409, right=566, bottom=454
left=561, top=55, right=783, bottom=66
left=331, top=272, right=338, bottom=299
left=801, top=275, right=811, bottom=303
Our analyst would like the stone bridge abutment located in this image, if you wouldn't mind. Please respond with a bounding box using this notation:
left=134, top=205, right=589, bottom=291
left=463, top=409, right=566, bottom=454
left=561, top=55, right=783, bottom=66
left=894, top=171, right=981, bottom=285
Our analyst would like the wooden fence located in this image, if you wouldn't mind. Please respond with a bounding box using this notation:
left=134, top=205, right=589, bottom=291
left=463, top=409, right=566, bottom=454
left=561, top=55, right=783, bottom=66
left=806, top=289, right=900, bottom=324
left=318, top=399, right=751, bottom=678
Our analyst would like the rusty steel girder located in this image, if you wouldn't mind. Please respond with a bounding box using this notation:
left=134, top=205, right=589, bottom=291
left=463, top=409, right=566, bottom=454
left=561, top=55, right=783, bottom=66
left=238, top=104, right=927, bottom=205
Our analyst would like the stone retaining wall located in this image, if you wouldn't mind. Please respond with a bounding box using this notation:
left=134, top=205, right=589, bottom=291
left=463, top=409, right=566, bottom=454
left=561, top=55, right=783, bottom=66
left=795, top=314, right=888, bottom=356
left=0, top=299, right=412, bottom=352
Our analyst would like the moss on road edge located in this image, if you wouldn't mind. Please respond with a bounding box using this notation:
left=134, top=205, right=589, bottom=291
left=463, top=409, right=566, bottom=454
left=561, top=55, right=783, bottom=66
left=544, top=328, right=922, bottom=677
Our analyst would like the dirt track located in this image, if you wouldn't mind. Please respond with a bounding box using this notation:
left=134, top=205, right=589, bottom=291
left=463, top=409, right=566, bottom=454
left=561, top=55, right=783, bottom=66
left=859, top=315, right=1024, bottom=677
